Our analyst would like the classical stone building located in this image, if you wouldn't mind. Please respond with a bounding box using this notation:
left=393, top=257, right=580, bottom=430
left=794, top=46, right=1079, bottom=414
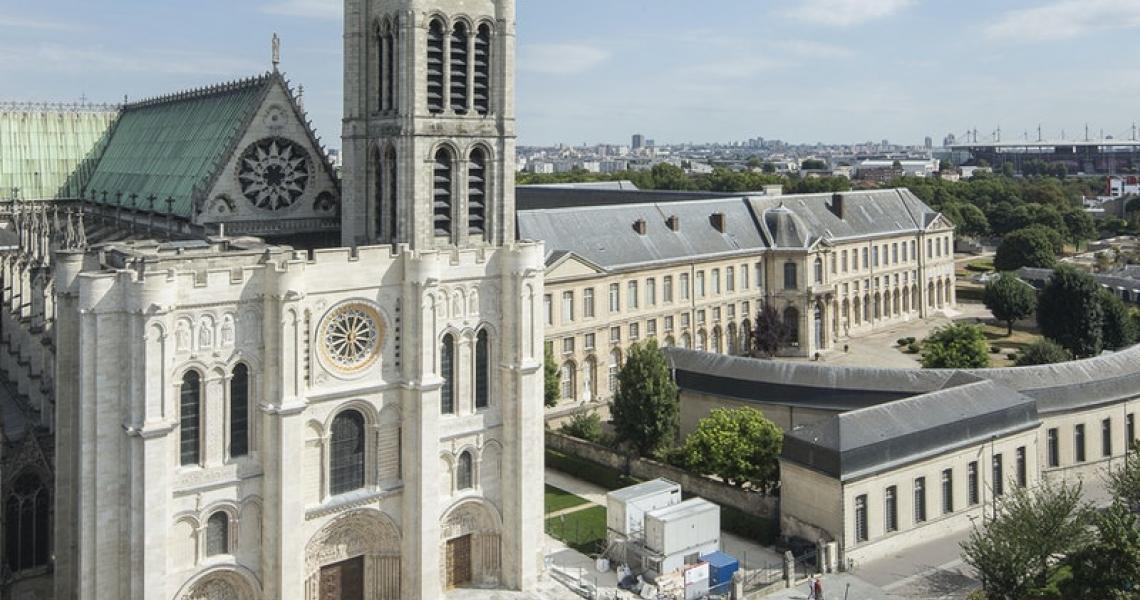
left=0, top=0, right=544, bottom=598
left=520, top=187, right=957, bottom=408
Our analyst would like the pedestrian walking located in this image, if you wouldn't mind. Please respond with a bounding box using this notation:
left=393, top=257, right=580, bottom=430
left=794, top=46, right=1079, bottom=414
left=806, top=578, right=816, bottom=600
left=814, top=575, right=823, bottom=599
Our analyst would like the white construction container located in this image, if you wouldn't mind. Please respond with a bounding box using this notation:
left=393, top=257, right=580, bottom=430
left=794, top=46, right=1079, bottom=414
left=606, top=479, right=682, bottom=538
left=644, top=498, right=720, bottom=556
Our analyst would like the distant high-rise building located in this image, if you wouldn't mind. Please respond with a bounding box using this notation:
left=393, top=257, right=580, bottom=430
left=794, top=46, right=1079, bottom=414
left=924, top=136, right=933, bottom=150
left=645, top=139, right=655, bottom=148
left=632, top=134, right=645, bottom=150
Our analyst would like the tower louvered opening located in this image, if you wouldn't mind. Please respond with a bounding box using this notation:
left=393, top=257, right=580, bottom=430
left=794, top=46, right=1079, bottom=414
left=379, top=22, right=397, bottom=112
left=450, top=23, right=469, bottom=114
left=427, top=19, right=445, bottom=114
left=468, top=148, right=487, bottom=236
left=474, top=24, right=491, bottom=115
left=433, top=148, right=453, bottom=236
left=386, top=146, right=398, bottom=240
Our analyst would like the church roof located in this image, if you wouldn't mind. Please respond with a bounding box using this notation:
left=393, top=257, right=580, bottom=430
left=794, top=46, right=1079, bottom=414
left=82, top=74, right=275, bottom=218
left=0, top=103, right=118, bottom=200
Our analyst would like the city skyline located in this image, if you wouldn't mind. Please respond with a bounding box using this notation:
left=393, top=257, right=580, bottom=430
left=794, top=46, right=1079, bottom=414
left=2, top=0, right=1140, bottom=147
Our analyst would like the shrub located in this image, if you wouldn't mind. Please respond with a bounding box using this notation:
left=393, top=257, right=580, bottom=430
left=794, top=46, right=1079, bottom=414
left=560, top=412, right=603, bottom=443
left=1015, top=339, right=1073, bottom=366
left=990, top=345, right=1001, bottom=353
left=897, top=338, right=909, bottom=347
left=906, top=337, right=916, bottom=344
left=921, top=323, right=991, bottom=368
left=1007, top=352, right=1018, bottom=361
left=544, top=449, right=637, bottom=491
left=907, top=342, right=921, bottom=353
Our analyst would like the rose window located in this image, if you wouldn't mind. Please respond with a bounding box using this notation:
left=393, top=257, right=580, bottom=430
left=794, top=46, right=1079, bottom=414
left=238, top=137, right=311, bottom=210
left=320, top=303, right=383, bottom=374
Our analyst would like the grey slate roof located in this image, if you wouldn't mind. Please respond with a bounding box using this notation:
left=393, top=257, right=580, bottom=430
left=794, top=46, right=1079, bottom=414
left=664, top=343, right=1140, bottom=479
left=782, top=379, right=1039, bottom=481
left=517, top=188, right=943, bottom=271
left=516, top=186, right=736, bottom=211
left=517, top=197, right=766, bottom=270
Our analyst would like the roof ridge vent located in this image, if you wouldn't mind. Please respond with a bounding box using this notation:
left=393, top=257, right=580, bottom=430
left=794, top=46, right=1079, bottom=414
left=666, top=215, right=681, bottom=231
left=633, top=218, right=647, bottom=235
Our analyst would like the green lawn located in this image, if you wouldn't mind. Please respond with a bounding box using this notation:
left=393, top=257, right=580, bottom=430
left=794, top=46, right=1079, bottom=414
left=545, top=505, right=608, bottom=556
left=545, top=484, right=589, bottom=514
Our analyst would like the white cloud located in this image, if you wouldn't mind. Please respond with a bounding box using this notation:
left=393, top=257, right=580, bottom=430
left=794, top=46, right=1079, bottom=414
left=985, top=0, right=1140, bottom=42
left=518, top=44, right=609, bottom=75
left=0, top=15, right=86, bottom=31
left=0, top=44, right=261, bottom=76
left=785, top=0, right=916, bottom=27
left=260, top=0, right=341, bottom=19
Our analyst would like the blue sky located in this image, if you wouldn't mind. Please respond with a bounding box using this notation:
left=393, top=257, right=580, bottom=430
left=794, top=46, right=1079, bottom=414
left=3, top=0, right=1140, bottom=147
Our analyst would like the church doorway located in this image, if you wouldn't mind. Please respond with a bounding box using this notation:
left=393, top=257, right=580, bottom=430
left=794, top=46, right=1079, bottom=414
left=446, top=534, right=473, bottom=588
left=320, top=556, right=364, bottom=600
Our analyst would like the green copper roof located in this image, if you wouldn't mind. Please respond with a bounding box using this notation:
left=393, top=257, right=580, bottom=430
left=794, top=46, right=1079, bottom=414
left=0, top=106, right=117, bottom=200
left=83, top=75, right=272, bottom=218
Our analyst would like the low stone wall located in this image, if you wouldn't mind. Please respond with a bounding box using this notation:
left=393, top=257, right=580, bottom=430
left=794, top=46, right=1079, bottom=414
left=545, top=430, right=778, bottom=519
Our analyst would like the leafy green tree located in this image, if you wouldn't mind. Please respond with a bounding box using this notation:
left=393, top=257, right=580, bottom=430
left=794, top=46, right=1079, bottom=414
left=560, top=411, right=603, bottom=443
left=1022, top=223, right=1065, bottom=255
left=1099, top=288, right=1137, bottom=350
left=1062, top=208, right=1097, bottom=249
left=994, top=227, right=1057, bottom=271
left=1062, top=502, right=1140, bottom=600
left=751, top=303, right=790, bottom=358
left=801, top=158, right=827, bottom=170
left=1014, top=339, right=1072, bottom=366
left=544, top=347, right=560, bottom=407
left=1107, top=452, right=1140, bottom=511
left=1037, top=266, right=1105, bottom=357
left=680, top=408, right=783, bottom=492
left=920, top=323, right=991, bottom=368
left=611, top=340, right=679, bottom=457
left=983, top=273, right=1037, bottom=335
left=961, top=480, right=1091, bottom=600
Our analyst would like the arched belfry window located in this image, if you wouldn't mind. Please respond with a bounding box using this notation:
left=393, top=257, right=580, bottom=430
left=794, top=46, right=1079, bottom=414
left=230, top=363, right=250, bottom=458
left=457, top=450, right=474, bottom=490
left=450, top=22, right=469, bottom=113
left=180, top=371, right=202, bottom=466
left=206, top=511, right=229, bottom=556
left=433, top=148, right=453, bottom=237
left=468, top=148, right=487, bottom=237
left=475, top=330, right=490, bottom=409
left=441, top=334, right=456, bottom=414
left=474, top=24, right=491, bottom=115
left=330, top=410, right=366, bottom=495
left=5, top=472, right=49, bottom=573
left=385, top=146, right=398, bottom=241
left=379, top=19, right=397, bottom=112
left=426, top=19, right=445, bottom=114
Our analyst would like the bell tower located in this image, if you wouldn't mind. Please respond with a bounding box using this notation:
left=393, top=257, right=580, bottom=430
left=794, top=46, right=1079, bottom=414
left=342, top=0, right=517, bottom=250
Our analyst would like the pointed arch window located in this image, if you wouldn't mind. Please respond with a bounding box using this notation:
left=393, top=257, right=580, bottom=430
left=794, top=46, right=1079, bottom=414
left=230, top=364, right=250, bottom=458
left=180, top=371, right=202, bottom=466
left=457, top=450, right=474, bottom=490
left=374, top=150, right=385, bottom=239
left=5, top=472, right=49, bottom=572
left=475, top=330, right=490, bottom=409
left=385, top=146, right=398, bottom=240
left=474, top=24, right=491, bottom=115
left=379, top=19, right=397, bottom=112
left=206, top=511, right=229, bottom=556
left=441, top=334, right=456, bottom=414
left=330, top=410, right=366, bottom=495
left=433, top=148, right=453, bottom=237
left=426, top=19, right=445, bottom=114
left=468, top=148, right=487, bottom=237
left=450, top=22, right=469, bottom=113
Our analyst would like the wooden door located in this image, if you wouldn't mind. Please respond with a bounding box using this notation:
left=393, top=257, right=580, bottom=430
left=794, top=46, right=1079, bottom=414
left=320, top=556, right=365, bottom=600
left=446, top=535, right=473, bottom=588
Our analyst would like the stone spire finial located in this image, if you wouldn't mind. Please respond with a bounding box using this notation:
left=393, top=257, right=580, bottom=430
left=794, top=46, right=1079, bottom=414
left=75, top=207, right=87, bottom=248
left=272, top=33, right=281, bottom=72
left=63, top=208, right=77, bottom=250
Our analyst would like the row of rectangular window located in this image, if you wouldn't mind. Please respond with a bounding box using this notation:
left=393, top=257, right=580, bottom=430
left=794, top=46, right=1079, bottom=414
left=558, top=303, right=751, bottom=351
left=854, top=447, right=1027, bottom=543
left=1045, top=414, right=1135, bottom=468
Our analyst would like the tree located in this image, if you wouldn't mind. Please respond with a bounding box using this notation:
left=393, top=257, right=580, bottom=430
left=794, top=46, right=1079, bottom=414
left=1037, top=265, right=1105, bottom=357
left=751, top=303, right=790, bottom=358
left=920, top=323, right=990, bottom=368
left=994, top=227, right=1057, bottom=271
left=680, top=408, right=783, bottom=493
left=961, top=480, right=1091, bottom=600
left=983, top=273, right=1037, bottom=335
left=1022, top=223, right=1065, bottom=255
left=1014, top=339, right=1072, bottom=366
left=560, top=411, right=603, bottom=443
left=1099, top=288, right=1136, bottom=350
left=544, top=347, right=560, bottom=407
left=610, top=340, right=679, bottom=457
left=1062, top=502, right=1140, bottom=600
left=801, top=158, right=827, bottom=170
left=1062, top=208, right=1097, bottom=249
left=1107, top=451, right=1140, bottom=511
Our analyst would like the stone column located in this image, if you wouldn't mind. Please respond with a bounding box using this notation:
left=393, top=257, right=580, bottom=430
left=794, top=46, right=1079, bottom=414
left=53, top=250, right=84, bottom=600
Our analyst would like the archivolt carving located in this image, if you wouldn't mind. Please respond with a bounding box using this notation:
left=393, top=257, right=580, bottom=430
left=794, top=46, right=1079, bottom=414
left=442, top=501, right=499, bottom=540
left=305, top=510, right=400, bottom=573
left=181, top=570, right=256, bottom=600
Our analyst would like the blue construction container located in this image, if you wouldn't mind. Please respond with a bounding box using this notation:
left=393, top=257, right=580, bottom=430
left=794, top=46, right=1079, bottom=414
left=701, top=551, right=739, bottom=587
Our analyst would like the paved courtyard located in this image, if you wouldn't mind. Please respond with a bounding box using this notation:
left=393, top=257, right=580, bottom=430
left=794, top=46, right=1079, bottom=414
left=813, top=302, right=993, bottom=368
